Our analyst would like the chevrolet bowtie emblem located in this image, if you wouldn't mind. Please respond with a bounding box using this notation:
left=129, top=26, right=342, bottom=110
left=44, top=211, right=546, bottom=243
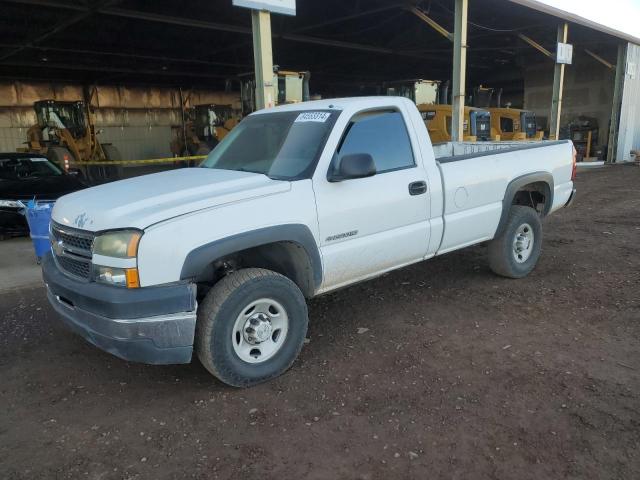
left=52, top=239, right=64, bottom=256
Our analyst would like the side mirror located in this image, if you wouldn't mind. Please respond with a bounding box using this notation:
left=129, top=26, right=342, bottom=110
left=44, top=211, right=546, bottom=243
left=329, top=153, right=376, bottom=182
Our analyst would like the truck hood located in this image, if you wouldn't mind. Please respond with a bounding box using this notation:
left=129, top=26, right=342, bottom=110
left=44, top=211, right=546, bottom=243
left=52, top=168, right=290, bottom=231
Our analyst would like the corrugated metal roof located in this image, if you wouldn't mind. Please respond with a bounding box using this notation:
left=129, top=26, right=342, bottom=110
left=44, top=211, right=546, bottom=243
left=508, top=0, right=640, bottom=44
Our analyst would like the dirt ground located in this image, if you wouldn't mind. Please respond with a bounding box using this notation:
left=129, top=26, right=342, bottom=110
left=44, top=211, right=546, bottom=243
left=1, top=165, right=639, bottom=479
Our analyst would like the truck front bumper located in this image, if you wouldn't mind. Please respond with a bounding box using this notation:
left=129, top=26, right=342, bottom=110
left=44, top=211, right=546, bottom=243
left=42, top=252, right=197, bottom=365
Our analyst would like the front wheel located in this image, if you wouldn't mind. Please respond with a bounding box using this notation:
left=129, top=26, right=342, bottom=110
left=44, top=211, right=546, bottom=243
left=195, top=268, right=308, bottom=387
left=488, top=205, right=542, bottom=278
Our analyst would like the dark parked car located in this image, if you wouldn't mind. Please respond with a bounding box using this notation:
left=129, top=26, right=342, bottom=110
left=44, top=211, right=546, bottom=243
left=0, top=152, right=86, bottom=237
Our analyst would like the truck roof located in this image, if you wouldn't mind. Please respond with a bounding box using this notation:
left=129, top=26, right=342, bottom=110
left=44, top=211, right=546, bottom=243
left=252, top=96, right=416, bottom=115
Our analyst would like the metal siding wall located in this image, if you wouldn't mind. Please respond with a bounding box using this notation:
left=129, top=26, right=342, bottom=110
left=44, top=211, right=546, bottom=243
left=617, top=43, right=640, bottom=161
left=0, top=128, right=27, bottom=152
left=99, top=126, right=173, bottom=160
left=0, top=82, right=241, bottom=159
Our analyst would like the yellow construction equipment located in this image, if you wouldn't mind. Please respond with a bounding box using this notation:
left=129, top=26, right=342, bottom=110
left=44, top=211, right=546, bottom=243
left=172, top=67, right=311, bottom=158
left=487, top=107, right=542, bottom=141
left=471, top=85, right=542, bottom=140
left=171, top=104, right=238, bottom=156
left=384, top=79, right=492, bottom=142
left=19, top=99, right=120, bottom=179
left=418, top=104, right=492, bottom=143
left=241, top=67, right=311, bottom=114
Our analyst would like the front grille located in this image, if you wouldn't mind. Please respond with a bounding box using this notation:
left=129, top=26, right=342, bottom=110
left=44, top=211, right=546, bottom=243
left=50, top=222, right=94, bottom=280
left=56, top=255, right=92, bottom=279
left=54, top=229, right=93, bottom=252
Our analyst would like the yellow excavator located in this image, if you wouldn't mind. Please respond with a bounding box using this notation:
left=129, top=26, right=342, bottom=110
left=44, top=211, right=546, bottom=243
left=383, top=79, right=492, bottom=142
left=471, top=85, right=542, bottom=140
left=19, top=99, right=120, bottom=180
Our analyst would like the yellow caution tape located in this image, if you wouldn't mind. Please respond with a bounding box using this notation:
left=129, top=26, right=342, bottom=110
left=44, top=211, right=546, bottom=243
left=68, top=155, right=207, bottom=166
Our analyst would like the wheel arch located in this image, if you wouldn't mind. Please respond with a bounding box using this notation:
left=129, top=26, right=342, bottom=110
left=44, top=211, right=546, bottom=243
left=180, top=224, right=322, bottom=298
left=494, top=172, right=553, bottom=238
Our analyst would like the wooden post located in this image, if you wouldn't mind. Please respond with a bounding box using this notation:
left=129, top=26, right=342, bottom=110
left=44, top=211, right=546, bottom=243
left=549, top=22, right=568, bottom=140
left=251, top=9, right=274, bottom=110
left=451, top=0, right=468, bottom=142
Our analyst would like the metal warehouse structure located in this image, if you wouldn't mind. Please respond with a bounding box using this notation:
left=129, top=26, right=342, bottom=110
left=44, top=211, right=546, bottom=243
left=0, top=0, right=638, bottom=162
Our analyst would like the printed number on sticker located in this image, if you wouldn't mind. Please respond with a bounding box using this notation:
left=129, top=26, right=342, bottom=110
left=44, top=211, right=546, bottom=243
left=295, top=112, right=330, bottom=123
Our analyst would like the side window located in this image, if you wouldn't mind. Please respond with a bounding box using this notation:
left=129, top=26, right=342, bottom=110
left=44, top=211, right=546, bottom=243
left=336, top=110, right=415, bottom=173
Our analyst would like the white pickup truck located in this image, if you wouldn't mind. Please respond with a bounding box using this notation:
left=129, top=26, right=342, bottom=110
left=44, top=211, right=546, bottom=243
left=43, top=97, right=576, bottom=387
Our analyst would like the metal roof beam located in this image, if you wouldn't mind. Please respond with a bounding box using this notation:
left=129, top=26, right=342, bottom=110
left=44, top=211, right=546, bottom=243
left=0, top=43, right=252, bottom=68
left=584, top=49, right=615, bottom=70
left=0, top=0, right=87, bottom=11
left=0, top=1, right=453, bottom=61
left=0, top=0, right=122, bottom=62
left=292, top=3, right=407, bottom=33
left=0, top=60, right=231, bottom=78
left=407, top=6, right=453, bottom=41
left=517, top=33, right=553, bottom=58
left=100, top=7, right=449, bottom=60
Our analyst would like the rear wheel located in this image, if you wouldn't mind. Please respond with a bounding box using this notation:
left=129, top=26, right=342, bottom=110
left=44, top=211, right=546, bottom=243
left=488, top=205, right=542, bottom=278
left=195, top=268, right=308, bottom=387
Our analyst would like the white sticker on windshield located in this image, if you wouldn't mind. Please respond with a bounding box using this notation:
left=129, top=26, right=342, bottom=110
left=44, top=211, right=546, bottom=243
left=30, top=158, right=48, bottom=162
left=295, top=112, right=330, bottom=123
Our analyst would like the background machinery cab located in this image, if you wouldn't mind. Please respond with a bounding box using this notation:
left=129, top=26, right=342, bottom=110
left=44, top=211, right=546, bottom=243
left=471, top=85, right=542, bottom=141
left=383, top=79, right=492, bottom=143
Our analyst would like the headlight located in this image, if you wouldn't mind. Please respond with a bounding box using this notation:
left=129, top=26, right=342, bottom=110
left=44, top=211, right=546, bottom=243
left=92, top=230, right=141, bottom=258
left=94, top=265, right=140, bottom=288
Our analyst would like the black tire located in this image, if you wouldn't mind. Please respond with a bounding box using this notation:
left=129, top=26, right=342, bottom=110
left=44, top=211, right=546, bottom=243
left=195, top=268, right=308, bottom=387
left=488, top=205, right=542, bottom=278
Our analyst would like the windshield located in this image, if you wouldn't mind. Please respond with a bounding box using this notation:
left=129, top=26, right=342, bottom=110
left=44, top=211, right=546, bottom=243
left=200, top=110, right=337, bottom=180
left=35, top=102, right=87, bottom=137
left=0, top=157, right=63, bottom=180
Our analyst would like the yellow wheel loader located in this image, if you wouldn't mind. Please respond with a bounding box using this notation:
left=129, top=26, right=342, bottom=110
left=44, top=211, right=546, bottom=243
left=19, top=99, right=121, bottom=182
left=171, top=104, right=238, bottom=158
left=171, top=67, right=311, bottom=160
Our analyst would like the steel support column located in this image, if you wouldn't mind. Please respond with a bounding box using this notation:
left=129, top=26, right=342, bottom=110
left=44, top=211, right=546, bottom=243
left=549, top=22, right=568, bottom=140
left=607, top=43, right=627, bottom=162
left=451, top=0, right=468, bottom=142
left=251, top=10, right=274, bottom=110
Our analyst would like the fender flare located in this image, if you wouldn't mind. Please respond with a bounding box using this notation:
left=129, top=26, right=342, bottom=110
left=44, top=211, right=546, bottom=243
left=180, top=224, right=322, bottom=292
left=494, top=172, right=554, bottom=238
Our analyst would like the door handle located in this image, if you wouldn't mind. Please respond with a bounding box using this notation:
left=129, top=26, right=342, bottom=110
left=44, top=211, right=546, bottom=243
left=408, top=181, right=427, bottom=196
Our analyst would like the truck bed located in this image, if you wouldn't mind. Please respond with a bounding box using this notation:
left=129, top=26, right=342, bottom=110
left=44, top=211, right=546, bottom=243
left=432, top=139, right=574, bottom=255
left=433, top=140, right=569, bottom=163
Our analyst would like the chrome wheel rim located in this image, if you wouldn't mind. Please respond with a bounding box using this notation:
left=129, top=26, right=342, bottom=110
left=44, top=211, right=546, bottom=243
left=231, top=298, right=289, bottom=364
left=513, top=223, right=534, bottom=263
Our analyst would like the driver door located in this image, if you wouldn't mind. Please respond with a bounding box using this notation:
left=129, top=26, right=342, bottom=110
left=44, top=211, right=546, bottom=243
left=313, top=109, right=431, bottom=291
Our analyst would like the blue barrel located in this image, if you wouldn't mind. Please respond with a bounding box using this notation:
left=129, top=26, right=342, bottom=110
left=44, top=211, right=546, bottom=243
left=25, top=201, right=55, bottom=263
